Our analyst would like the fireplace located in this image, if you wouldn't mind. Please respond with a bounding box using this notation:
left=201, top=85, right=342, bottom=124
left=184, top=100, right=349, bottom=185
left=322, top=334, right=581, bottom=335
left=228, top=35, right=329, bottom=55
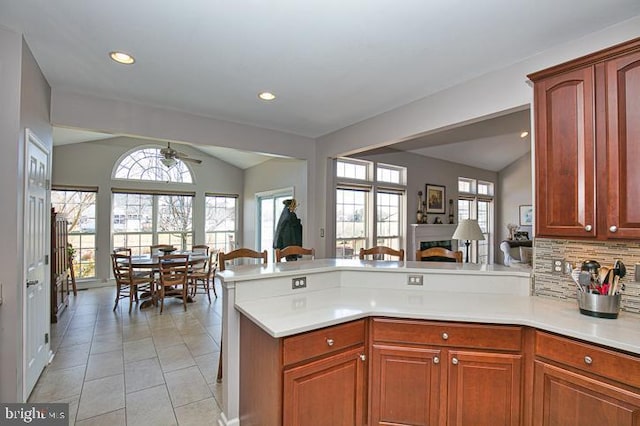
left=410, top=224, right=458, bottom=260
left=420, top=240, right=453, bottom=251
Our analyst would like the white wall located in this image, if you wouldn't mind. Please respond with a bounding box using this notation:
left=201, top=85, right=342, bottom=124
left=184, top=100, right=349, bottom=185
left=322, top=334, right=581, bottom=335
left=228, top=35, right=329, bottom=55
left=0, top=29, right=52, bottom=401
left=496, top=152, right=533, bottom=264
left=242, top=158, right=308, bottom=254
left=355, top=150, right=497, bottom=260
left=313, top=16, right=640, bottom=258
left=52, top=137, right=244, bottom=284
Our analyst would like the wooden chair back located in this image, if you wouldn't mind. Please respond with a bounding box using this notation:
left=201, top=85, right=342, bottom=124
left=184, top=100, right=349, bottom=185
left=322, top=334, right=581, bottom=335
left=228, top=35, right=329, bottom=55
left=191, top=245, right=210, bottom=255
left=416, top=247, right=463, bottom=263
left=111, top=253, right=134, bottom=283
left=275, top=246, right=315, bottom=263
left=218, top=248, right=267, bottom=271
left=158, top=254, right=189, bottom=287
left=359, top=246, right=405, bottom=261
left=113, top=247, right=132, bottom=256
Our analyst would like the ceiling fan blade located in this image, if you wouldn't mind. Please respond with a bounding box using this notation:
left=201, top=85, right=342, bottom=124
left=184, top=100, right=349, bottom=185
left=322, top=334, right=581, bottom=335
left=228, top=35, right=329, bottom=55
left=181, top=157, right=202, bottom=164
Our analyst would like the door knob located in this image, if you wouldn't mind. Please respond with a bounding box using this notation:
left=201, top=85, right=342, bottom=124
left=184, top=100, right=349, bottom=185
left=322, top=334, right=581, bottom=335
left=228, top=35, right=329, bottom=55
left=584, top=356, right=593, bottom=365
left=584, top=225, right=592, bottom=232
left=441, top=332, right=449, bottom=340
left=326, top=338, right=334, bottom=346
left=452, top=357, right=459, bottom=365
left=609, top=225, right=618, bottom=233
left=433, top=357, right=440, bottom=364
left=359, top=354, right=366, bottom=362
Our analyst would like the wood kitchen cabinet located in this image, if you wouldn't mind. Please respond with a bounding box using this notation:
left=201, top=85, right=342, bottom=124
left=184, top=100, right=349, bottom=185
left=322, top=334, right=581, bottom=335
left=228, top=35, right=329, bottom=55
left=239, top=315, right=367, bottom=426
left=370, top=318, right=523, bottom=426
left=529, top=37, right=640, bottom=240
left=533, top=331, right=640, bottom=425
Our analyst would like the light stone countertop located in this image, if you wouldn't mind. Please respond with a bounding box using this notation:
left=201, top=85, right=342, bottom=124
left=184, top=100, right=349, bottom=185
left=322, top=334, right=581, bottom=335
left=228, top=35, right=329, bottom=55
left=219, top=259, right=640, bottom=355
left=217, top=258, right=531, bottom=281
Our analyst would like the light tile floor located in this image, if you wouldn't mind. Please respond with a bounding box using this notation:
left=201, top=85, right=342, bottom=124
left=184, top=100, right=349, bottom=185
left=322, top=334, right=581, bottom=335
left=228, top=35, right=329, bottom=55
left=29, top=285, right=223, bottom=426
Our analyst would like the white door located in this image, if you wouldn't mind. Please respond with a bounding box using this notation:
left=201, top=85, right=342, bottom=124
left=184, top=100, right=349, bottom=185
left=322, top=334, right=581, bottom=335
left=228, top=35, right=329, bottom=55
left=23, top=129, right=50, bottom=400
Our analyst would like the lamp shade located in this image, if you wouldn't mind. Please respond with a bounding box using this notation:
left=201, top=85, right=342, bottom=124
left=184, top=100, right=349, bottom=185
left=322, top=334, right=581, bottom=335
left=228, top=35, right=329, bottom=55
left=452, top=219, right=485, bottom=241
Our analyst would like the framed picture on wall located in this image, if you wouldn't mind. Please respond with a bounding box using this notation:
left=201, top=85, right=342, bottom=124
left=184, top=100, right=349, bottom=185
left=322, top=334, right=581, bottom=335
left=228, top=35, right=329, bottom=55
left=519, top=205, right=533, bottom=226
left=425, top=184, right=446, bottom=214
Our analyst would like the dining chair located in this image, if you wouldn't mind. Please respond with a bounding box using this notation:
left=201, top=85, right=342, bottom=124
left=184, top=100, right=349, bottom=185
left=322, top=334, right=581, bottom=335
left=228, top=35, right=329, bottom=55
left=110, top=253, right=154, bottom=313
left=359, top=246, right=405, bottom=261
left=112, top=247, right=132, bottom=255
left=416, top=247, right=463, bottom=263
left=157, top=254, right=190, bottom=313
left=191, top=244, right=210, bottom=256
left=275, top=246, right=315, bottom=263
left=218, top=248, right=268, bottom=271
left=188, top=250, right=217, bottom=302
left=217, top=247, right=268, bottom=383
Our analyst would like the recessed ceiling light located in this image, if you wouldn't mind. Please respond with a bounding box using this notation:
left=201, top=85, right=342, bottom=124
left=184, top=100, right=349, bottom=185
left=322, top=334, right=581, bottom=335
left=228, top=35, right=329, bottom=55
left=258, top=91, right=276, bottom=101
left=109, top=51, right=135, bottom=65
left=520, top=131, right=529, bottom=138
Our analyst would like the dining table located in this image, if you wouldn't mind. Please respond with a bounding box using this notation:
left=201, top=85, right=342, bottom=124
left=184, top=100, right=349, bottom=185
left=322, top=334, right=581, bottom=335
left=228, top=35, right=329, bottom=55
left=126, top=251, right=209, bottom=309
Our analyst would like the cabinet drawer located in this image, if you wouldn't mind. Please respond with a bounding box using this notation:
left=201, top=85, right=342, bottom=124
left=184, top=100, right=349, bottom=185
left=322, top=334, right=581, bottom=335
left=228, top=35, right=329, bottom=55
left=372, top=318, right=522, bottom=351
left=283, top=319, right=365, bottom=366
left=535, top=331, right=640, bottom=388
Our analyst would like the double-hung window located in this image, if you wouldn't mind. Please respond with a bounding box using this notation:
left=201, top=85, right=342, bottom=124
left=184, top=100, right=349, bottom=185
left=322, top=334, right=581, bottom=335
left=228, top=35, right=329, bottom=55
left=335, top=159, right=406, bottom=259
left=457, top=177, right=494, bottom=263
left=205, top=194, right=238, bottom=253
left=51, top=187, right=98, bottom=279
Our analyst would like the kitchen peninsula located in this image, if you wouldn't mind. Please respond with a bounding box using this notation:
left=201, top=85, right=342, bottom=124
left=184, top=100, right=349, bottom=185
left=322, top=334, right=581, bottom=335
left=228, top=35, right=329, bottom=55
left=216, top=260, right=640, bottom=426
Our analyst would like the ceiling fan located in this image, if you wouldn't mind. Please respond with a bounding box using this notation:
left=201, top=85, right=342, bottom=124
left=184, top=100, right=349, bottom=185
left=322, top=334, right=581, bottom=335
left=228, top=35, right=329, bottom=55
left=159, top=142, right=202, bottom=167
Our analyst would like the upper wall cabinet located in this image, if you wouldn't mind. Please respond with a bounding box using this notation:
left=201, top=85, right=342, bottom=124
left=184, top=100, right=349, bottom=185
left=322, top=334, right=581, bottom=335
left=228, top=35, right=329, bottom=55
left=529, top=38, right=640, bottom=240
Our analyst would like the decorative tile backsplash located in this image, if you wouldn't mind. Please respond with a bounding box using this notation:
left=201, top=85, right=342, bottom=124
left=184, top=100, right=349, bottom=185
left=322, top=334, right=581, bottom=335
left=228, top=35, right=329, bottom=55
left=534, top=238, right=640, bottom=314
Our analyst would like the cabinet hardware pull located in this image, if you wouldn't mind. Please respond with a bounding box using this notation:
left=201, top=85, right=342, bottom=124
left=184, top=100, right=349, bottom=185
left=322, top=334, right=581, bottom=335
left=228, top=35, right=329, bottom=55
left=359, top=354, right=366, bottom=361
left=584, top=225, right=592, bottom=232
left=584, top=356, right=593, bottom=365
left=326, top=338, right=334, bottom=346
left=609, top=225, right=618, bottom=233
left=441, top=332, right=449, bottom=340
left=452, top=357, right=458, bottom=365
left=26, top=280, right=39, bottom=287
left=433, top=357, right=440, bottom=364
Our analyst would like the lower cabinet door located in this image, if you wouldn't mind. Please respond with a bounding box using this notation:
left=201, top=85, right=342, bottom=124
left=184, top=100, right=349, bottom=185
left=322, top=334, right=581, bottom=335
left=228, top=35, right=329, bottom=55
left=534, top=361, right=640, bottom=426
left=283, top=346, right=366, bottom=426
left=370, top=344, right=442, bottom=425
left=447, top=350, right=522, bottom=426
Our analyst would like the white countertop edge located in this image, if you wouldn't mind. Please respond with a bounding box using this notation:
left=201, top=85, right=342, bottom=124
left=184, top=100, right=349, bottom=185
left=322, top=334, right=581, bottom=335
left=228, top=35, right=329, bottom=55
left=217, top=259, right=531, bottom=282
left=235, top=291, right=640, bottom=355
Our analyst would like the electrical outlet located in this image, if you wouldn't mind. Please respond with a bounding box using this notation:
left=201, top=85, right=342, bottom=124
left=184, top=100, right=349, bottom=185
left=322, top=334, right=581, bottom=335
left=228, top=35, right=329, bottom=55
left=291, top=276, right=307, bottom=289
left=407, top=275, right=423, bottom=286
left=551, top=259, right=564, bottom=274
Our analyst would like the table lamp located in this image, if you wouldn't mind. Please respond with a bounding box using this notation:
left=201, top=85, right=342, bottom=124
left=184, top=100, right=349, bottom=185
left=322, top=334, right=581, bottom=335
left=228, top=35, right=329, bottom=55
left=452, top=219, right=485, bottom=263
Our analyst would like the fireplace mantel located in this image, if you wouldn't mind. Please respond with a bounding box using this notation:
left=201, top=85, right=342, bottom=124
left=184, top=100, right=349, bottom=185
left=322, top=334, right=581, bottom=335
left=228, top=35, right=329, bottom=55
left=410, top=224, right=458, bottom=260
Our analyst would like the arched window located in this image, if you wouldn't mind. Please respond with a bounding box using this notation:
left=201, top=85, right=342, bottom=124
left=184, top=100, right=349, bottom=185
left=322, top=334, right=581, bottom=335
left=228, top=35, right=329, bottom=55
left=114, top=147, right=193, bottom=183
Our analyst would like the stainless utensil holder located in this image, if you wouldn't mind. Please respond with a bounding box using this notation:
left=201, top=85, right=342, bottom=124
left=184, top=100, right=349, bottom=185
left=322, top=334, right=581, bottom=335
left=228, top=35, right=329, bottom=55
left=577, top=291, right=621, bottom=319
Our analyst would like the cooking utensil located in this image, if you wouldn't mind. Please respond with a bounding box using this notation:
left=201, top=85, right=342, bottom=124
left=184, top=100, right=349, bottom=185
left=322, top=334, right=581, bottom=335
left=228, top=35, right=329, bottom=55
left=613, top=260, right=626, bottom=279
left=581, top=260, right=601, bottom=273
left=598, top=266, right=610, bottom=285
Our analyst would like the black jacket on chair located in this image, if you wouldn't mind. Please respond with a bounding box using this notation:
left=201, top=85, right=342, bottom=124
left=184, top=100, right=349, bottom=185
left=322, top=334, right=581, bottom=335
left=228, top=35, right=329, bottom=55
left=273, top=206, right=302, bottom=260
